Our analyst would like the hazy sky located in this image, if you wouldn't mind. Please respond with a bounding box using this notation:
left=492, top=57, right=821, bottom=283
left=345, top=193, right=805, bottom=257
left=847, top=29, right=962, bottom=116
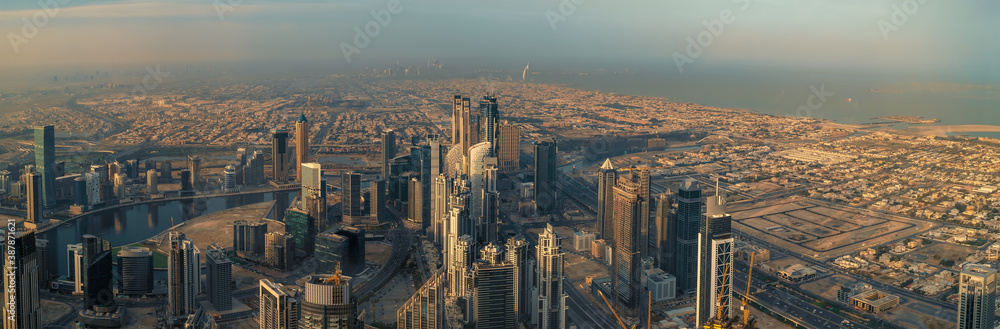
left=1, top=0, right=997, bottom=78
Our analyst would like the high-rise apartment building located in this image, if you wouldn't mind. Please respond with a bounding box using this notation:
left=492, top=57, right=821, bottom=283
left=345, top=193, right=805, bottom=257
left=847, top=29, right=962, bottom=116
left=675, top=179, right=703, bottom=294
left=611, top=169, right=646, bottom=309
left=296, top=113, right=310, bottom=181
left=655, top=192, right=676, bottom=274
left=536, top=224, right=567, bottom=329
left=534, top=140, right=557, bottom=214
left=596, top=159, right=617, bottom=240
left=2, top=230, right=41, bottom=329
left=397, top=271, right=444, bottom=329
left=206, top=246, right=233, bottom=311
left=25, top=172, right=41, bottom=223
left=695, top=192, right=734, bottom=326
left=272, top=129, right=290, bottom=182
left=958, top=264, right=997, bottom=329
left=265, top=232, right=295, bottom=271
left=34, top=125, right=56, bottom=208
left=117, top=246, right=154, bottom=295
left=233, top=220, right=268, bottom=256
left=341, top=171, right=362, bottom=221
left=382, top=129, right=396, bottom=179
left=479, top=95, right=499, bottom=150
left=260, top=279, right=301, bottom=329
left=496, top=121, right=520, bottom=172
left=81, top=234, right=113, bottom=310
left=168, top=232, right=201, bottom=318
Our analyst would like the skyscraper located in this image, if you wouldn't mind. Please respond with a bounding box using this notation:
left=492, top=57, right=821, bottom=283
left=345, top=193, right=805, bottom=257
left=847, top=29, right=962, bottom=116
left=611, top=169, right=645, bottom=309
left=397, top=271, right=444, bottom=329
left=341, top=171, right=362, bottom=221
left=265, top=232, right=295, bottom=271
left=316, top=230, right=349, bottom=275
left=206, top=246, right=233, bottom=311
left=285, top=208, right=316, bottom=254
left=117, top=246, right=154, bottom=295
left=534, top=140, right=557, bottom=214
left=272, top=129, right=290, bottom=182
left=451, top=95, right=463, bottom=144
left=382, top=129, right=396, bottom=179
left=233, top=220, right=268, bottom=256
left=695, top=191, right=734, bottom=326
left=472, top=259, right=515, bottom=329
left=506, top=235, right=531, bottom=323
left=675, top=179, right=703, bottom=294
left=146, top=169, right=158, bottom=194
left=655, top=191, right=677, bottom=274
left=479, top=94, right=499, bottom=150
left=2, top=230, right=41, bottom=329
left=260, top=279, right=301, bottom=329
left=188, top=156, right=202, bottom=184
left=300, top=273, right=359, bottom=329
left=596, top=158, right=617, bottom=240
left=25, top=172, right=41, bottom=223
left=223, top=165, right=238, bottom=193
left=958, top=264, right=997, bottom=329
left=536, top=224, right=567, bottom=329
left=408, top=177, right=423, bottom=225
left=301, top=163, right=327, bottom=230
left=496, top=121, right=520, bottom=172
left=168, top=232, right=201, bottom=319
left=430, top=174, right=452, bottom=246
left=296, top=113, right=310, bottom=182
left=81, top=234, right=113, bottom=310
left=34, top=125, right=56, bottom=208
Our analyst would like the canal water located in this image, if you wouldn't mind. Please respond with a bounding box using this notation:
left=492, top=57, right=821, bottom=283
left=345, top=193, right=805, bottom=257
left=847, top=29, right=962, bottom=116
left=42, top=190, right=296, bottom=276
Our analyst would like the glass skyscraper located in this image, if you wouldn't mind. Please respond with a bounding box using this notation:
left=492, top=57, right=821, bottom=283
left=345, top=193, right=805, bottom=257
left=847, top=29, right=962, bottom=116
left=34, top=125, right=56, bottom=208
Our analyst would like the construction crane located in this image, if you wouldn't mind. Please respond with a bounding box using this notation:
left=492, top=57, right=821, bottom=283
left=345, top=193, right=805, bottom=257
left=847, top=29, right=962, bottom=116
left=598, top=290, right=636, bottom=329
left=716, top=260, right=732, bottom=322
left=324, top=262, right=343, bottom=285
left=741, top=252, right=756, bottom=327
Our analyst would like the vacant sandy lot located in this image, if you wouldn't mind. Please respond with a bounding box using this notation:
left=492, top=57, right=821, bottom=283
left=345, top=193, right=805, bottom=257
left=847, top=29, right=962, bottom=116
left=732, top=202, right=810, bottom=220
left=153, top=200, right=283, bottom=252
left=40, top=300, right=72, bottom=325
left=367, top=242, right=393, bottom=266
left=905, top=242, right=975, bottom=264
left=564, top=253, right=609, bottom=281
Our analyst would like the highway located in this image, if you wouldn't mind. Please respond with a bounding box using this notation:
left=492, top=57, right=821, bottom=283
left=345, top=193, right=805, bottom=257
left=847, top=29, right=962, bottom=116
left=354, top=209, right=412, bottom=300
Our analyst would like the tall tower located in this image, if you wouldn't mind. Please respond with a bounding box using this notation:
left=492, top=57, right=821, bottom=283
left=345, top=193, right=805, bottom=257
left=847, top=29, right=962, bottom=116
left=611, top=169, right=645, bottom=309
left=695, top=190, right=734, bottom=326
left=34, top=125, right=56, bottom=208
left=259, top=279, right=301, bottom=329
left=496, top=121, right=520, bottom=172
left=596, top=159, right=617, bottom=240
left=479, top=95, right=499, bottom=151
left=271, top=129, right=290, bottom=182
left=506, top=235, right=530, bottom=323
left=81, top=234, right=113, bottom=310
left=472, top=259, right=516, bottom=329
left=451, top=95, right=463, bottom=144
left=341, top=172, right=362, bottom=221
left=397, top=271, right=444, bottom=329
left=301, top=163, right=326, bottom=230
left=117, top=246, right=154, bottom=296
left=381, top=129, right=396, bottom=179
left=655, top=191, right=677, bottom=274
left=533, top=139, right=557, bottom=214
left=958, top=264, right=998, bottom=329
left=168, top=232, right=201, bottom=319
left=2, top=230, right=41, bottom=329
left=25, top=172, right=41, bottom=223
left=430, top=174, right=452, bottom=246
left=296, top=113, right=310, bottom=181
left=675, top=179, right=703, bottom=294
left=206, top=247, right=233, bottom=311
left=536, top=224, right=568, bottom=329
